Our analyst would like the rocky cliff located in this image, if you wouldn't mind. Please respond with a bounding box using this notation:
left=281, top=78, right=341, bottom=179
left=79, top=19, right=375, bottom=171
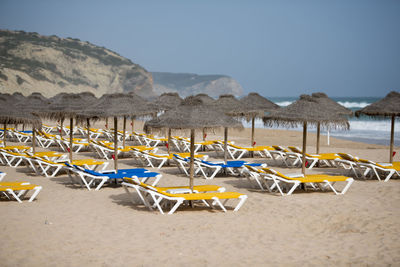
left=152, top=72, right=243, bottom=98
left=0, top=30, right=154, bottom=98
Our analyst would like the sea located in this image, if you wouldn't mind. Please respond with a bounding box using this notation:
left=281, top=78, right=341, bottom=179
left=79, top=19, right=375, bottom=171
left=242, top=96, right=400, bottom=146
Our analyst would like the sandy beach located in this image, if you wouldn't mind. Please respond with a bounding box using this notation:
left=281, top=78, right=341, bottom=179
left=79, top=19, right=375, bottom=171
left=1, top=122, right=399, bottom=266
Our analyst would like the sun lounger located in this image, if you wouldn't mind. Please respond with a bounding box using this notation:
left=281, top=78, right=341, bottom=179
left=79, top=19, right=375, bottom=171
left=122, top=179, right=247, bottom=214
left=287, top=146, right=339, bottom=168
left=356, top=159, right=400, bottom=182
left=194, top=159, right=267, bottom=179
left=0, top=181, right=42, bottom=203
left=242, top=165, right=279, bottom=192
left=67, top=165, right=162, bottom=190
left=33, top=157, right=68, bottom=177
left=224, top=143, right=276, bottom=159
left=261, top=167, right=354, bottom=196
left=335, top=153, right=363, bottom=177
left=123, top=177, right=226, bottom=209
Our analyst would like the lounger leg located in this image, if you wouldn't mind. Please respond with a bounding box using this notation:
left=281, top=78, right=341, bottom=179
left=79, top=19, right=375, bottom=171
left=168, top=200, right=184, bottom=214
left=211, top=197, right=227, bottom=212
left=384, top=171, right=395, bottom=182
left=209, top=167, right=222, bottom=179
left=28, top=186, right=42, bottom=202
left=95, top=177, right=109, bottom=190
left=6, top=189, right=22, bottom=203
left=78, top=173, right=93, bottom=190
left=234, top=195, right=248, bottom=211
left=307, top=159, right=318, bottom=169
left=340, top=178, right=354, bottom=194
left=286, top=181, right=301, bottom=196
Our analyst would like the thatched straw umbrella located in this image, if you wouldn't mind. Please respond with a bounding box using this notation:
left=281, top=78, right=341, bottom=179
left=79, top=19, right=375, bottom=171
left=40, top=93, right=98, bottom=160
left=79, top=93, right=158, bottom=170
left=0, top=101, right=42, bottom=147
left=311, top=92, right=352, bottom=154
left=263, top=94, right=349, bottom=174
left=152, top=92, right=183, bottom=155
left=191, top=93, right=216, bottom=140
left=144, top=96, right=243, bottom=191
left=14, top=94, right=51, bottom=153
left=12, top=92, right=26, bottom=103
left=236, top=92, right=280, bottom=149
left=355, top=91, right=400, bottom=163
left=152, top=92, right=183, bottom=111
left=213, top=94, right=253, bottom=161
left=193, top=93, right=215, bottom=105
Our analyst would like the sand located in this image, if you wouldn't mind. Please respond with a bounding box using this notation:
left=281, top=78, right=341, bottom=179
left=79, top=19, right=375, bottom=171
left=1, top=122, right=399, bottom=266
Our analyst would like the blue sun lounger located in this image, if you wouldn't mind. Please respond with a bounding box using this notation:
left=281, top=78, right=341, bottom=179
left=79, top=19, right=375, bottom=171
left=67, top=164, right=162, bottom=190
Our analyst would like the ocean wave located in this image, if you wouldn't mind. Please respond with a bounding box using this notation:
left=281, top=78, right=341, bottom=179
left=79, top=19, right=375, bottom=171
left=275, top=101, right=293, bottom=107
left=337, top=101, right=370, bottom=108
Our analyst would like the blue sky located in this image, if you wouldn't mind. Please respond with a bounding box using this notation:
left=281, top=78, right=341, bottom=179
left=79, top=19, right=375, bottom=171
left=0, top=0, right=399, bottom=97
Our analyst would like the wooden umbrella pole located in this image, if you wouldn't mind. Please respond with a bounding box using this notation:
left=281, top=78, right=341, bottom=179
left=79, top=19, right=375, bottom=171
left=167, top=128, right=171, bottom=155
left=316, top=122, right=320, bottom=154
left=202, top=128, right=206, bottom=141
left=32, top=127, right=36, bottom=154
left=302, top=121, right=308, bottom=175
left=3, top=123, right=7, bottom=147
left=105, top=117, right=108, bottom=129
left=189, top=129, right=195, bottom=191
left=251, top=116, right=255, bottom=147
left=250, top=116, right=255, bottom=157
left=123, top=116, right=126, bottom=148
left=224, top=127, right=228, bottom=164
left=131, top=118, right=134, bottom=136
left=22, top=123, right=25, bottom=131
left=114, top=116, right=118, bottom=171
left=60, top=118, right=64, bottom=138
left=390, top=115, right=395, bottom=163
left=69, top=118, right=73, bottom=162
left=86, top=118, right=90, bottom=144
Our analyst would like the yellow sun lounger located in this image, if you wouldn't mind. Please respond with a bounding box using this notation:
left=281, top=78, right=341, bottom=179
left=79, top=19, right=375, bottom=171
left=0, top=182, right=42, bottom=203
left=287, top=146, right=339, bottom=168
left=261, top=167, right=353, bottom=196
left=356, top=159, right=400, bottom=182
left=122, top=179, right=247, bottom=214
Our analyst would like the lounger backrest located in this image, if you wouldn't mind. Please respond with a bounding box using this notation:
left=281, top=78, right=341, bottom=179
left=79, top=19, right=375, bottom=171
left=272, top=145, right=287, bottom=152
left=262, top=167, right=289, bottom=179
left=288, top=146, right=302, bottom=153
left=337, top=153, right=356, bottom=162
left=358, top=158, right=375, bottom=164
left=244, top=165, right=261, bottom=173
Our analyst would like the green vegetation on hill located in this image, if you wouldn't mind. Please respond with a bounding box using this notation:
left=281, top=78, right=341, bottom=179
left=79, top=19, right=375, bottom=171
left=152, top=72, right=227, bottom=89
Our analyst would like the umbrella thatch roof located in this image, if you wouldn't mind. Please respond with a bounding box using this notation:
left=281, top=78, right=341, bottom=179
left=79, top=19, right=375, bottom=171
left=241, top=92, right=280, bottom=111
left=193, top=93, right=215, bottom=105
left=355, top=91, right=400, bottom=118
left=0, top=103, right=42, bottom=128
left=152, top=92, right=183, bottom=110
left=15, top=94, right=52, bottom=112
left=263, top=94, right=349, bottom=130
left=28, top=92, right=48, bottom=101
left=12, top=92, right=26, bottom=103
left=40, top=93, right=98, bottom=120
left=312, top=92, right=352, bottom=116
left=144, top=96, right=243, bottom=133
left=79, top=93, right=158, bottom=120
left=214, top=94, right=248, bottom=114
left=230, top=92, right=280, bottom=119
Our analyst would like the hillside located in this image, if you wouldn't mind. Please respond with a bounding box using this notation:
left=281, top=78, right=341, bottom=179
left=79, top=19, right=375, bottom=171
left=152, top=72, right=243, bottom=98
left=0, top=30, right=154, bottom=97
